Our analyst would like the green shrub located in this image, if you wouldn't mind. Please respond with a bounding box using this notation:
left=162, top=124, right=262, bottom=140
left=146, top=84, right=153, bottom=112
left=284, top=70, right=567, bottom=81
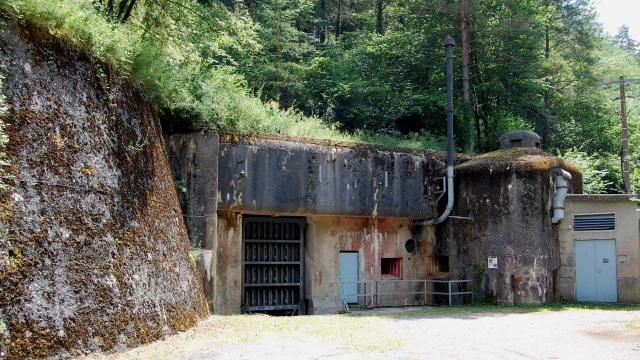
left=558, top=148, right=624, bottom=194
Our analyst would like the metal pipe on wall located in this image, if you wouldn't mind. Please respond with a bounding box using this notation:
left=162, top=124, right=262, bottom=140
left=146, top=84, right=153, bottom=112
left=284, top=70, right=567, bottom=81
left=551, top=168, right=572, bottom=224
left=413, top=36, right=456, bottom=226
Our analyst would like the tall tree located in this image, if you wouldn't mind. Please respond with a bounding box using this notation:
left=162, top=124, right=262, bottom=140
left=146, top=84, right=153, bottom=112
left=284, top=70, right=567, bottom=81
left=375, top=0, right=384, bottom=34
left=247, top=0, right=315, bottom=106
left=538, top=0, right=599, bottom=147
left=616, top=25, right=638, bottom=54
left=459, top=0, right=474, bottom=152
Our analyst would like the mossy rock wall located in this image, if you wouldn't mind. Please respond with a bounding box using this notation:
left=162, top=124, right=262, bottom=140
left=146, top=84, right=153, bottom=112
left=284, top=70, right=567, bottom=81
left=0, top=19, right=208, bottom=359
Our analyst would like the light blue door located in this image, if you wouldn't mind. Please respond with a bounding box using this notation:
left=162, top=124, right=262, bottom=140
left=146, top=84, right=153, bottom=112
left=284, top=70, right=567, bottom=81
left=339, top=252, right=359, bottom=304
left=575, top=240, right=617, bottom=302
left=575, top=241, right=597, bottom=301
left=594, top=240, right=617, bottom=302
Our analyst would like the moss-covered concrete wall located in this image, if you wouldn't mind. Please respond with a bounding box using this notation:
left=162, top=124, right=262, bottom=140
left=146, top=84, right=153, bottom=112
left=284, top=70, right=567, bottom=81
left=0, top=20, right=207, bottom=359
left=168, top=132, right=454, bottom=313
left=441, top=149, right=581, bottom=305
left=212, top=211, right=243, bottom=315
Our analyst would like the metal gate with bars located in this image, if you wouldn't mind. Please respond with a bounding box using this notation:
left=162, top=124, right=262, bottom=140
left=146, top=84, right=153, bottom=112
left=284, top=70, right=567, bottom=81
left=242, top=216, right=305, bottom=315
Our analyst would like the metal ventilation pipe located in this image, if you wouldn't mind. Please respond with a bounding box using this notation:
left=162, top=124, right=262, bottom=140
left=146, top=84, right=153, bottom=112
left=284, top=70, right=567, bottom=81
left=551, top=168, right=572, bottom=224
left=413, top=36, right=456, bottom=226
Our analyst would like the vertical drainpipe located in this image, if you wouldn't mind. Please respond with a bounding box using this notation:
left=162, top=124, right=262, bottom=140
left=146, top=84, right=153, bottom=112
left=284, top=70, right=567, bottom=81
left=413, top=36, right=456, bottom=226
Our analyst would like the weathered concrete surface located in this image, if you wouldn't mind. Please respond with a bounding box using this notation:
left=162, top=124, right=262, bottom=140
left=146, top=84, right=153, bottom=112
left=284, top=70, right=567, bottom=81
left=558, top=195, right=640, bottom=303
left=0, top=20, right=207, bottom=359
left=172, top=134, right=586, bottom=310
left=441, top=148, right=581, bottom=305
left=169, top=133, right=456, bottom=314
left=305, top=216, right=431, bottom=313
left=212, top=211, right=243, bottom=314
left=217, top=133, right=450, bottom=218
left=166, top=133, right=219, bottom=310
left=213, top=212, right=431, bottom=315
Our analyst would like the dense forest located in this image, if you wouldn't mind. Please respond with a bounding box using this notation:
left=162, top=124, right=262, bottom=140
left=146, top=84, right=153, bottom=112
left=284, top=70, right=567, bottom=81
left=0, top=0, right=639, bottom=193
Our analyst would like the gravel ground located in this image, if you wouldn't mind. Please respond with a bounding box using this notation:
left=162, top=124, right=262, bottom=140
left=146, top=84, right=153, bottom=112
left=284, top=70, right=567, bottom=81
left=85, top=307, right=640, bottom=360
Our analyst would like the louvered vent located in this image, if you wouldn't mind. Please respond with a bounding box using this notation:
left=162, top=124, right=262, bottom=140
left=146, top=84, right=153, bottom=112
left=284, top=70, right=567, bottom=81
left=242, top=216, right=305, bottom=315
left=573, top=213, right=615, bottom=231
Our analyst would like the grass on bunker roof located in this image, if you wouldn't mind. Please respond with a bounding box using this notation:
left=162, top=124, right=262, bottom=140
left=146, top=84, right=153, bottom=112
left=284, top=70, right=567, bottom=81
left=455, top=147, right=581, bottom=174
left=80, top=302, right=640, bottom=360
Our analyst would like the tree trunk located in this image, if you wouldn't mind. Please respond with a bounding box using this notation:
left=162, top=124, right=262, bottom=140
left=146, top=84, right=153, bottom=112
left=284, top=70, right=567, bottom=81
left=460, top=0, right=474, bottom=153
left=376, top=0, right=384, bottom=35
left=116, top=0, right=128, bottom=19
left=540, top=0, right=552, bottom=147
left=319, top=0, right=327, bottom=43
left=335, top=0, right=342, bottom=38
left=461, top=0, right=471, bottom=104
left=472, top=52, right=486, bottom=152
left=121, top=0, right=137, bottom=22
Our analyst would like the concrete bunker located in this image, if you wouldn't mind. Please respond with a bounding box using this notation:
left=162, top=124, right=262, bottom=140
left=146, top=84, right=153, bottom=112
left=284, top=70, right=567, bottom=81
left=167, top=131, right=584, bottom=313
left=168, top=133, right=453, bottom=314
left=441, top=148, right=581, bottom=304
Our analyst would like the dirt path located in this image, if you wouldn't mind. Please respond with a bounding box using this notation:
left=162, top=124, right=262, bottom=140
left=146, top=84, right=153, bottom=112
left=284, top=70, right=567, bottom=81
left=83, top=308, right=640, bottom=360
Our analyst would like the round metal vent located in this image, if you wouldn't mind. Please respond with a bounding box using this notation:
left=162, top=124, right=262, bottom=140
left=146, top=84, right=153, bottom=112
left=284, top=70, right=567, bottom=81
left=405, top=239, right=417, bottom=254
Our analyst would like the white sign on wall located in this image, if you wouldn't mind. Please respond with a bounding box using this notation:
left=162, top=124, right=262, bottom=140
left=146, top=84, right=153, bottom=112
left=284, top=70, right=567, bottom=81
left=488, top=257, right=498, bottom=269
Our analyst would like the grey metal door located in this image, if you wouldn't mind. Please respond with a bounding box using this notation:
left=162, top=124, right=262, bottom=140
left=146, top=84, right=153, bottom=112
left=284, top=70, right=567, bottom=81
left=339, top=252, right=359, bottom=304
left=575, top=239, right=617, bottom=302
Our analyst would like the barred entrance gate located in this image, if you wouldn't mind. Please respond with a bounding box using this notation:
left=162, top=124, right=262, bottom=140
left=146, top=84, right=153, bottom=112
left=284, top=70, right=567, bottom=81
left=242, top=216, right=305, bottom=315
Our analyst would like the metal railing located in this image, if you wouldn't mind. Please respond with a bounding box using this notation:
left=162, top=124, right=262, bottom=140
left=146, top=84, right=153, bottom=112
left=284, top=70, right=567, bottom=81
left=427, top=279, right=473, bottom=306
left=340, top=279, right=472, bottom=311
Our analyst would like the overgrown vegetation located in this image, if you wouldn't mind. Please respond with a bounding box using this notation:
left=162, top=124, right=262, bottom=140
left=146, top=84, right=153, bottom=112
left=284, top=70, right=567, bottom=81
left=559, top=148, right=619, bottom=194
left=2, top=0, right=640, bottom=192
left=0, top=0, right=444, bottom=150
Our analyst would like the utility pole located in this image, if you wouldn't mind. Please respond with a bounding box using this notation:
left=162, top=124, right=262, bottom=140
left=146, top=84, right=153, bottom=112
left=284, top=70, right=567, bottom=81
left=619, top=76, right=631, bottom=193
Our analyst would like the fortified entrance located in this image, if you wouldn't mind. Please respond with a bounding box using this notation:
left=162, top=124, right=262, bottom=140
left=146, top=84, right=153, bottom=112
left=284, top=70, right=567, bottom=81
left=242, top=216, right=305, bottom=315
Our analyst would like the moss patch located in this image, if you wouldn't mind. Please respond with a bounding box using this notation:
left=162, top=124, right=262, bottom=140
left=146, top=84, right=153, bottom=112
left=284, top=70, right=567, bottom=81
left=0, top=18, right=207, bottom=360
left=459, top=148, right=580, bottom=173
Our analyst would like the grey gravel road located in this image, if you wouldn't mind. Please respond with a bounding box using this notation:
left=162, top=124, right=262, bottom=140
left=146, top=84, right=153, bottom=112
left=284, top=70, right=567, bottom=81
left=87, top=308, right=640, bottom=360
